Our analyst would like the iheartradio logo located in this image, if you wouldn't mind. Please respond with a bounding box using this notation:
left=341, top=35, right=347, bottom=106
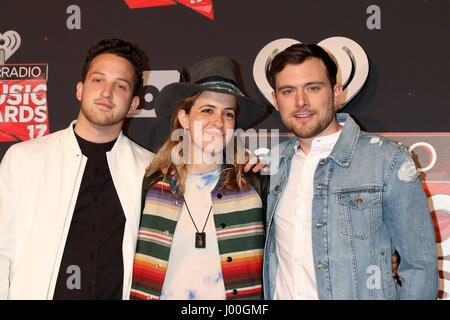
left=253, top=37, right=369, bottom=110
left=425, top=182, right=450, bottom=299
left=0, top=30, right=49, bottom=142
left=0, top=30, right=21, bottom=64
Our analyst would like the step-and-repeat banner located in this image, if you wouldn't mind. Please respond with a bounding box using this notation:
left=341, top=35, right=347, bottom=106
left=1, top=0, right=449, bottom=299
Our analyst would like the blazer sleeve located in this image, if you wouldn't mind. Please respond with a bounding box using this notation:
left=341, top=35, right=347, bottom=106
left=140, top=175, right=149, bottom=216
left=0, top=146, right=20, bottom=299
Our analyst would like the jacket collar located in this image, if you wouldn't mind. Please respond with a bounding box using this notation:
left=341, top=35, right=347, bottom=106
left=279, top=113, right=360, bottom=168
left=63, top=120, right=83, bottom=153
left=328, top=113, right=360, bottom=167
left=168, top=173, right=181, bottom=195
left=279, top=135, right=299, bottom=161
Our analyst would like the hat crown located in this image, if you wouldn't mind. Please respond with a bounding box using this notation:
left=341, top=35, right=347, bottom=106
left=182, top=56, right=238, bottom=87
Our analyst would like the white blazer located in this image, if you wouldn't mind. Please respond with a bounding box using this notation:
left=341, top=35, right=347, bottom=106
left=0, top=121, right=154, bottom=299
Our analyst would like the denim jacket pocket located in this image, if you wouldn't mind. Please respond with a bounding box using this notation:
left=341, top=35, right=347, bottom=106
left=336, top=186, right=383, bottom=240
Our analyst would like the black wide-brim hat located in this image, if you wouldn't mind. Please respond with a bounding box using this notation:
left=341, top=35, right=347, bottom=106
left=155, top=56, right=267, bottom=129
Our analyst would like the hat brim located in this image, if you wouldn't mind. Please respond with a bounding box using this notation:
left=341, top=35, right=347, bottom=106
left=154, top=82, right=267, bottom=129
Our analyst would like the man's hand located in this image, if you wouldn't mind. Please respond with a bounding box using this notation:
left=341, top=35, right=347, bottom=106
left=392, top=251, right=402, bottom=286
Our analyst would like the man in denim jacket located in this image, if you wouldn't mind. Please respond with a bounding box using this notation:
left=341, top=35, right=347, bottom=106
left=263, top=43, right=438, bottom=299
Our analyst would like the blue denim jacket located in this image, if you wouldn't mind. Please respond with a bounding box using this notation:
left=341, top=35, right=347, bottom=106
left=263, top=113, right=438, bottom=300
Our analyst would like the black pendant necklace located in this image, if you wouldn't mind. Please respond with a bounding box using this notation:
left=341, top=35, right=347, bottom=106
left=183, top=197, right=212, bottom=249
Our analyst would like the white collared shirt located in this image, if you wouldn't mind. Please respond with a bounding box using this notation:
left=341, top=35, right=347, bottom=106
left=274, top=129, right=342, bottom=300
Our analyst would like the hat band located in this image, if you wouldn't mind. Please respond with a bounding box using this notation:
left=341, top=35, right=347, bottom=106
left=200, top=80, right=244, bottom=97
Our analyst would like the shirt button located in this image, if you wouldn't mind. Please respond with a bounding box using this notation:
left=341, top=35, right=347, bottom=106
left=92, top=224, right=97, bottom=231
left=217, top=193, right=223, bottom=199
left=232, top=289, right=238, bottom=295
left=90, top=253, right=95, bottom=260
left=156, top=264, right=161, bottom=269
left=220, top=223, right=226, bottom=229
left=93, top=195, right=99, bottom=202
left=173, top=200, right=179, bottom=205
left=163, top=230, right=169, bottom=235
left=226, top=256, right=232, bottom=263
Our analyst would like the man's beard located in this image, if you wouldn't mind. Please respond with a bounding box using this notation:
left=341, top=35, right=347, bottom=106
left=80, top=103, right=127, bottom=127
left=288, top=109, right=335, bottom=139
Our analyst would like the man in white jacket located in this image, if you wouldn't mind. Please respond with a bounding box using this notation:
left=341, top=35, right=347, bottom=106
left=0, top=39, right=154, bottom=299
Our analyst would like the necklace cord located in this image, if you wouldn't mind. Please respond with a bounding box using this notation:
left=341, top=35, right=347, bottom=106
left=183, top=197, right=213, bottom=233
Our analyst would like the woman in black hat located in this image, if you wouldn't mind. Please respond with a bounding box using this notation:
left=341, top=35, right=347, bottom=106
left=130, top=57, right=267, bottom=300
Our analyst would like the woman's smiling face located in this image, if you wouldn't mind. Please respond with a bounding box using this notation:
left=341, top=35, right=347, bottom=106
left=178, top=90, right=238, bottom=157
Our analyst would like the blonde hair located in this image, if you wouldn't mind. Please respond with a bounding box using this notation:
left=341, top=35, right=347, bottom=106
left=145, top=91, right=245, bottom=194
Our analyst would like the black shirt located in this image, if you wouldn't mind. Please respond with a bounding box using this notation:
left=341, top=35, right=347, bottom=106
left=53, top=133, right=126, bottom=300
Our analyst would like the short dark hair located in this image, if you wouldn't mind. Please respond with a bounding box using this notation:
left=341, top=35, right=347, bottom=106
left=81, top=39, right=144, bottom=96
left=266, top=43, right=337, bottom=90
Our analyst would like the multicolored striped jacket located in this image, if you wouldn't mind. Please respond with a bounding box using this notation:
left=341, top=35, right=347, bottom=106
left=130, top=173, right=265, bottom=300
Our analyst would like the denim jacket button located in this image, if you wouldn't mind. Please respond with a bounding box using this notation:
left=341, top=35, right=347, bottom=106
left=314, top=222, right=326, bottom=227
left=316, top=263, right=328, bottom=269
left=274, top=185, right=280, bottom=192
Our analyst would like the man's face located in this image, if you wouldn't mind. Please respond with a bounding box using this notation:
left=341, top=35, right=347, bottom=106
left=76, top=53, right=139, bottom=129
left=272, top=57, right=342, bottom=140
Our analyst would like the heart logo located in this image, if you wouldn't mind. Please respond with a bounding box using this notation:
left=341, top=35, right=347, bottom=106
left=253, top=36, right=369, bottom=110
left=0, top=30, right=21, bottom=64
